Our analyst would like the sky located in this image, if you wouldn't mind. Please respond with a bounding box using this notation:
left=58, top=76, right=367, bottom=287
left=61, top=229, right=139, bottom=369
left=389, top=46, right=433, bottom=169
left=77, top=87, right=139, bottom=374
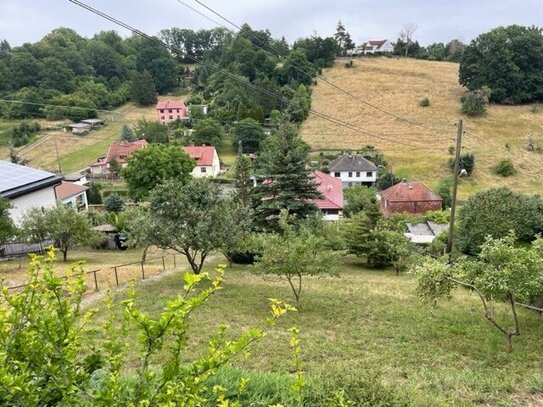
left=0, top=0, right=542, bottom=47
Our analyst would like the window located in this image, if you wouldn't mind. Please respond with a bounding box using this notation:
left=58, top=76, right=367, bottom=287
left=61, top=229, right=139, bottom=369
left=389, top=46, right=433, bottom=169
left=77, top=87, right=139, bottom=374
left=334, top=172, right=340, bottom=177
left=169, top=109, right=172, bottom=113
left=356, top=171, right=360, bottom=177
left=201, top=167, right=207, bottom=173
left=348, top=172, right=352, bottom=177
left=176, top=109, right=180, bottom=113
left=160, top=109, right=164, bottom=113
left=366, top=171, right=373, bottom=177
left=161, top=116, right=165, bottom=120
left=348, top=182, right=353, bottom=187
left=169, top=115, right=174, bottom=120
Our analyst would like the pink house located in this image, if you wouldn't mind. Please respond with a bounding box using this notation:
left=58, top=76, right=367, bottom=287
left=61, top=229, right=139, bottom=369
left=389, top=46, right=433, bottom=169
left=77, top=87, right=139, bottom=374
left=156, top=100, right=188, bottom=124
left=310, top=170, right=344, bottom=221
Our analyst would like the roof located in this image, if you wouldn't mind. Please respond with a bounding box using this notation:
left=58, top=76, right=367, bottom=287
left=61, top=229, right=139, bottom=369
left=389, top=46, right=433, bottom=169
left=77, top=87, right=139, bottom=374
left=405, top=221, right=448, bottom=244
left=329, top=155, right=378, bottom=172
left=0, top=160, right=63, bottom=199
left=63, top=171, right=86, bottom=182
left=156, top=100, right=187, bottom=111
left=93, top=224, right=119, bottom=233
left=380, top=181, right=442, bottom=203
left=68, top=123, right=91, bottom=129
left=368, top=40, right=387, bottom=47
left=310, top=170, right=344, bottom=210
left=54, top=181, right=88, bottom=200
left=183, top=146, right=217, bottom=167
left=81, top=119, right=104, bottom=125
left=103, top=140, right=148, bottom=164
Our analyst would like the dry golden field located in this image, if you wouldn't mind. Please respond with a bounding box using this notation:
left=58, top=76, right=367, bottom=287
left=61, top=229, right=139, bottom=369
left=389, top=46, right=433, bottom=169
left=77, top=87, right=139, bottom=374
left=301, top=57, right=543, bottom=198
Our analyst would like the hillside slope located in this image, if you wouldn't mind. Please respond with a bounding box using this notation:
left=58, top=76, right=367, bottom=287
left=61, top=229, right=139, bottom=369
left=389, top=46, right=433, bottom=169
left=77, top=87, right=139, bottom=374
left=300, top=57, right=543, bottom=198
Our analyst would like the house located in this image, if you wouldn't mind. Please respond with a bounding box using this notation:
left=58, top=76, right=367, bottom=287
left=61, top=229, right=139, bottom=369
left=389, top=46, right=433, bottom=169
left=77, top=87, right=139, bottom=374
left=182, top=146, right=221, bottom=178
left=362, top=40, right=394, bottom=54
left=55, top=181, right=89, bottom=212
left=80, top=118, right=104, bottom=128
left=90, top=140, right=148, bottom=175
left=380, top=180, right=442, bottom=216
left=63, top=171, right=88, bottom=185
left=404, top=221, right=448, bottom=244
left=310, top=170, right=344, bottom=221
left=329, top=154, right=378, bottom=187
left=0, top=160, right=63, bottom=224
left=156, top=100, right=188, bottom=124
left=67, top=123, right=91, bottom=134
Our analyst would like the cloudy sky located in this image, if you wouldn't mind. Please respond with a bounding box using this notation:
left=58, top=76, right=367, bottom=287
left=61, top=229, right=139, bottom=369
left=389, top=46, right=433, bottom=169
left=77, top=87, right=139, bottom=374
left=1, top=0, right=542, bottom=46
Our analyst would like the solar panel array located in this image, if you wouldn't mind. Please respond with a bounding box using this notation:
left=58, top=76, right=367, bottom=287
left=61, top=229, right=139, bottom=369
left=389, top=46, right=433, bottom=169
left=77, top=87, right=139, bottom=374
left=0, top=160, right=56, bottom=193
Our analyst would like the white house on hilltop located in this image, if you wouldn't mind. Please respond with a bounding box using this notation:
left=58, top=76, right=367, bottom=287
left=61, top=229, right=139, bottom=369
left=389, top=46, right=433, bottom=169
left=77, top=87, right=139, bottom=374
left=328, top=155, right=378, bottom=187
left=349, top=39, right=394, bottom=56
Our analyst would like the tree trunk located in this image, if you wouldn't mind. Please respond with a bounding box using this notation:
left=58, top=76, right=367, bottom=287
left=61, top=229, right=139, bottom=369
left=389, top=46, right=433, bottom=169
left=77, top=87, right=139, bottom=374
left=62, top=249, right=68, bottom=262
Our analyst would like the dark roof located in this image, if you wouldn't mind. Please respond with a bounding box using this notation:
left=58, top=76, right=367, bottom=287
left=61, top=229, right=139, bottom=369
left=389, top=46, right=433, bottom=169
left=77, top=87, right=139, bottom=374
left=0, top=160, right=63, bottom=199
left=55, top=181, right=88, bottom=200
left=380, top=181, right=442, bottom=202
left=329, top=155, right=378, bottom=172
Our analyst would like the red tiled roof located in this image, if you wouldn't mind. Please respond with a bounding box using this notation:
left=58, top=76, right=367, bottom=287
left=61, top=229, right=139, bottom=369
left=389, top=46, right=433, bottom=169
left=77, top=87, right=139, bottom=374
left=182, top=146, right=217, bottom=167
left=380, top=181, right=442, bottom=202
left=104, top=140, right=148, bottom=164
left=55, top=181, right=88, bottom=200
left=368, top=40, right=387, bottom=47
left=310, top=170, right=344, bottom=210
left=156, top=100, right=187, bottom=114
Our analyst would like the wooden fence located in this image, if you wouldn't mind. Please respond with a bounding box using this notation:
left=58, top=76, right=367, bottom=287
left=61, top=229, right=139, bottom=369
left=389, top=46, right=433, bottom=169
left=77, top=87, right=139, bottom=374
left=0, top=240, right=55, bottom=260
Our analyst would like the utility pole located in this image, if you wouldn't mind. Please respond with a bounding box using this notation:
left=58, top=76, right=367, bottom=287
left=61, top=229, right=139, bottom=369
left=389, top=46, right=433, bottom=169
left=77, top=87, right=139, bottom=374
left=54, top=139, right=63, bottom=175
left=446, top=119, right=463, bottom=256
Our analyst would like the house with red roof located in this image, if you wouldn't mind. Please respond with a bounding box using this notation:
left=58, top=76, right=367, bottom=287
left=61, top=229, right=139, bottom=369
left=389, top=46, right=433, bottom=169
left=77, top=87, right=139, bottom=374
left=310, top=170, right=344, bottom=221
left=349, top=39, right=394, bottom=55
left=55, top=181, right=89, bottom=212
left=156, top=100, right=188, bottom=124
left=380, top=180, right=442, bottom=216
left=90, top=140, right=148, bottom=175
left=182, top=146, right=221, bottom=178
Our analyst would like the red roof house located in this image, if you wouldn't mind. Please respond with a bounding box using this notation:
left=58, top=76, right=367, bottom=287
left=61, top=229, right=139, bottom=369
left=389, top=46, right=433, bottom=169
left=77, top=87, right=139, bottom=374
left=55, top=181, right=89, bottom=211
left=310, top=170, right=344, bottom=220
left=182, top=146, right=221, bottom=178
left=156, top=100, right=188, bottom=124
left=90, top=140, right=148, bottom=175
left=380, top=180, right=442, bottom=216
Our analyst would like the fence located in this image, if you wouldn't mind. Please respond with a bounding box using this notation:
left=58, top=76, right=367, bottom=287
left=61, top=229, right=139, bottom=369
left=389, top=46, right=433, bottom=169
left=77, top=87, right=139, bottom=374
left=0, top=240, right=55, bottom=260
left=6, top=253, right=183, bottom=293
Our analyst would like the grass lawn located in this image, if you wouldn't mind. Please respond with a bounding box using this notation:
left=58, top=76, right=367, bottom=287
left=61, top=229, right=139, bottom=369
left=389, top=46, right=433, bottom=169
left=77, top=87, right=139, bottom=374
left=300, top=57, right=543, bottom=199
left=84, top=256, right=543, bottom=406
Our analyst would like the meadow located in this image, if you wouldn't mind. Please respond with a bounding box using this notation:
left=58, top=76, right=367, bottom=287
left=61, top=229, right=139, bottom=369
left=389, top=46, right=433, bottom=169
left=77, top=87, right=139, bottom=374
left=300, top=57, right=543, bottom=198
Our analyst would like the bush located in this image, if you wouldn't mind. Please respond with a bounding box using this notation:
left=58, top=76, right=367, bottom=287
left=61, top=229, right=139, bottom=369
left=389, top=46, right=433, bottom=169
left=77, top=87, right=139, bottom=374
left=345, top=60, right=354, bottom=68
left=419, top=97, right=430, bottom=107
left=449, top=152, right=475, bottom=176
left=460, top=88, right=490, bottom=116
left=104, top=193, right=126, bottom=213
left=494, top=159, right=516, bottom=177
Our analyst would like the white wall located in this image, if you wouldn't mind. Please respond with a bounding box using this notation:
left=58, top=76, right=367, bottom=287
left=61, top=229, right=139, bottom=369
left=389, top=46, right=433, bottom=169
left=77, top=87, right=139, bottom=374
left=60, top=192, right=88, bottom=212
left=190, top=151, right=221, bottom=178
left=331, top=170, right=377, bottom=186
left=8, top=187, right=57, bottom=224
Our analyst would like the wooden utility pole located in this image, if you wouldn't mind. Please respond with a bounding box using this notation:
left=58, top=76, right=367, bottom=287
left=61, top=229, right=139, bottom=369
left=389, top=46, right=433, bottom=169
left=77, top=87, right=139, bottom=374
left=54, top=139, right=63, bottom=175
left=446, top=119, right=463, bottom=255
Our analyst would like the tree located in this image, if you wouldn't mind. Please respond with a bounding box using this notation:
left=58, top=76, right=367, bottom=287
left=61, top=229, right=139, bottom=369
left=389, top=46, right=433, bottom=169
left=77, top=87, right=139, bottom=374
left=334, top=20, right=355, bottom=56
left=399, top=24, right=418, bottom=57
left=457, top=188, right=543, bottom=255
left=435, top=178, right=453, bottom=209
left=414, top=233, right=543, bottom=351
left=460, top=88, right=490, bottom=116
left=446, top=39, right=465, bottom=62
left=343, top=185, right=377, bottom=218
left=0, top=198, right=15, bottom=246
left=148, top=180, right=240, bottom=274
left=123, top=144, right=195, bottom=201
left=253, top=214, right=339, bottom=309
left=286, top=84, right=311, bottom=123
left=231, top=118, right=265, bottom=153
left=234, top=151, right=254, bottom=206
left=133, top=118, right=169, bottom=144
left=120, top=124, right=137, bottom=142
left=459, top=25, right=543, bottom=104
left=19, top=206, right=100, bottom=261
left=192, top=118, right=223, bottom=147
left=252, top=123, right=321, bottom=231
left=86, top=182, right=103, bottom=205
left=131, top=70, right=157, bottom=106
left=278, top=49, right=315, bottom=86
left=104, top=193, right=125, bottom=213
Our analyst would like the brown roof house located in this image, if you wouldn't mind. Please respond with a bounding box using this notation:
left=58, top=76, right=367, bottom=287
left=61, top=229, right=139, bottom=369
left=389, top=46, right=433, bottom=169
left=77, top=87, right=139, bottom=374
left=380, top=180, right=442, bottom=216
left=90, top=140, right=148, bottom=175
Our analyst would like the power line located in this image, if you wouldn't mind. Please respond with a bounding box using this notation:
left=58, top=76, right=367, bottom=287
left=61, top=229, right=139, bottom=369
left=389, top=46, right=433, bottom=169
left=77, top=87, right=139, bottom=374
left=66, top=0, right=444, bottom=151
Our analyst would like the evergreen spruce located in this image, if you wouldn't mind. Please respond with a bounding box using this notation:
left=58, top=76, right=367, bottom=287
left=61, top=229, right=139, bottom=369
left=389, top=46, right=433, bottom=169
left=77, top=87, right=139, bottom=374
left=234, top=141, right=254, bottom=206
left=347, top=203, right=384, bottom=265
left=252, top=123, right=321, bottom=231
left=120, top=124, right=137, bottom=142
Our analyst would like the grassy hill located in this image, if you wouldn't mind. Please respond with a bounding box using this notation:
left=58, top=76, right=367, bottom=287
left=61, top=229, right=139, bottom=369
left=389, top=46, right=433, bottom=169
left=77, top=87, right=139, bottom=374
left=300, top=57, right=543, bottom=198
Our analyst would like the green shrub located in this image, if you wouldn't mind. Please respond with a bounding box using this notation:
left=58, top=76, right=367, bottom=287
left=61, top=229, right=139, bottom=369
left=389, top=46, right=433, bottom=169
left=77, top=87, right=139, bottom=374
left=494, top=158, right=516, bottom=177
left=449, top=152, right=475, bottom=175
left=103, top=193, right=126, bottom=213
left=460, top=88, right=490, bottom=116
left=419, top=97, right=430, bottom=107
left=345, top=60, right=354, bottom=68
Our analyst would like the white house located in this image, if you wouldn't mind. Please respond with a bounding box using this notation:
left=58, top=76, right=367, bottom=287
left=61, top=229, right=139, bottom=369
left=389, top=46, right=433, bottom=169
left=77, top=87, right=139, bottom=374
left=362, top=40, right=394, bottom=54
left=0, top=160, right=63, bottom=224
left=182, top=146, right=221, bottom=178
left=55, top=181, right=89, bottom=211
left=328, top=155, right=378, bottom=187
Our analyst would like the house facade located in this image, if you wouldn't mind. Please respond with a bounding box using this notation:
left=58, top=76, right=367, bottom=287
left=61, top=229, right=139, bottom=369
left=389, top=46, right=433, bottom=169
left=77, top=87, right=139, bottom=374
left=363, top=40, right=394, bottom=54
left=90, top=140, right=148, bottom=175
left=156, top=100, right=188, bottom=124
left=0, top=160, right=63, bottom=224
left=182, top=146, right=221, bottom=178
left=380, top=180, right=442, bottom=216
left=310, top=170, right=344, bottom=221
left=55, top=181, right=89, bottom=212
left=329, top=155, right=378, bottom=187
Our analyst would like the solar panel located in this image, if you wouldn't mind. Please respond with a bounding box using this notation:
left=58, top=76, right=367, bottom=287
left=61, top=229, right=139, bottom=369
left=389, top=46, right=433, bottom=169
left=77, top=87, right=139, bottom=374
left=0, top=160, right=57, bottom=193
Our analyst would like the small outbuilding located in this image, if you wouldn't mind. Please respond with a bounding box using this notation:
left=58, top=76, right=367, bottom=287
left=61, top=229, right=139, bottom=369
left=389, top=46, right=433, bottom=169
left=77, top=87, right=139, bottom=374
left=380, top=180, right=442, bottom=216
left=81, top=118, right=104, bottom=128
left=67, top=123, right=91, bottom=134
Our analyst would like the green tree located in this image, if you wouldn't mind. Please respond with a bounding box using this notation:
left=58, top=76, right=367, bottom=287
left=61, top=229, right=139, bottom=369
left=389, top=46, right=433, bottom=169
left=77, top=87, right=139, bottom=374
left=0, top=197, right=15, bottom=246
left=193, top=118, right=223, bottom=147
left=120, top=124, right=137, bottom=142
left=104, top=193, right=125, bottom=213
left=234, top=152, right=254, bottom=206
left=134, top=118, right=169, bottom=144
left=19, top=206, right=101, bottom=261
left=457, top=187, right=543, bottom=254
left=279, top=49, right=315, bottom=86
left=231, top=118, right=265, bottom=153
left=414, top=233, right=543, bottom=351
left=459, top=25, right=543, bottom=104
left=286, top=84, right=311, bottom=123
left=131, top=70, right=157, bottom=106
left=460, top=88, right=489, bottom=116
left=333, top=20, right=355, bottom=56
left=343, top=185, right=377, bottom=217
left=147, top=180, right=239, bottom=274
left=252, top=123, right=321, bottom=231
left=253, top=213, right=339, bottom=309
left=435, top=178, right=453, bottom=209
left=494, top=159, right=516, bottom=177
left=123, top=144, right=195, bottom=201
left=86, top=182, right=103, bottom=205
